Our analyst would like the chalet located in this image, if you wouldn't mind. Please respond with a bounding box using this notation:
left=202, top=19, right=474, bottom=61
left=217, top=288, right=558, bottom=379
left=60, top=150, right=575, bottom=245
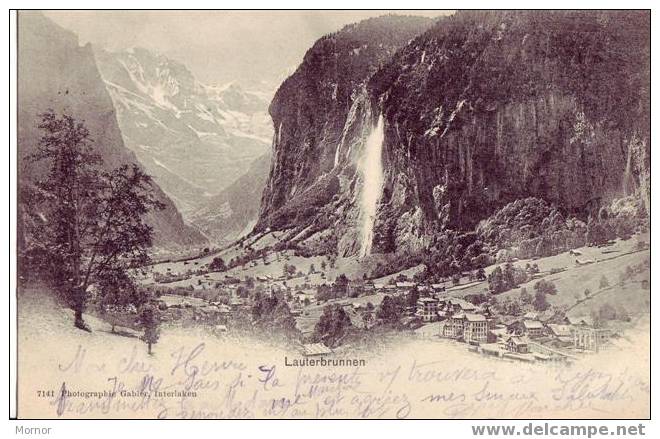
left=523, top=311, right=539, bottom=320
left=546, top=324, right=573, bottom=344
left=506, top=336, right=530, bottom=354
left=523, top=320, right=545, bottom=337
left=416, top=297, right=439, bottom=322
left=564, top=315, right=594, bottom=327
left=438, top=298, right=476, bottom=315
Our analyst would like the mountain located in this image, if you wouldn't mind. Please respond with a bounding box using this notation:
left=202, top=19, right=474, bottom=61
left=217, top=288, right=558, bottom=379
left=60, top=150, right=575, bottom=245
left=189, top=153, right=271, bottom=244
left=94, top=48, right=273, bottom=215
left=256, top=11, right=650, bottom=257
left=17, top=11, right=207, bottom=249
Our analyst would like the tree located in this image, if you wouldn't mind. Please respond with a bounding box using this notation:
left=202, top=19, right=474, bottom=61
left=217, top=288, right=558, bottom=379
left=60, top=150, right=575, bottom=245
left=488, top=266, right=506, bottom=294
left=334, top=273, right=349, bottom=295
left=519, top=287, right=532, bottom=305
left=377, top=296, right=405, bottom=324
left=598, top=303, right=617, bottom=321
left=534, top=279, right=557, bottom=296
left=406, top=287, right=420, bottom=308
left=209, top=256, right=227, bottom=272
left=26, top=111, right=164, bottom=330
left=309, top=264, right=316, bottom=275
left=313, top=305, right=352, bottom=347
left=533, top=290, right=550, bottom=311
left=97, top=269, right=147, bottom=333
left=320, top=260, right=327, bottom=271
left=476, top=267, right=486, bottom=281
left=138, top=303, right=160, bottom=355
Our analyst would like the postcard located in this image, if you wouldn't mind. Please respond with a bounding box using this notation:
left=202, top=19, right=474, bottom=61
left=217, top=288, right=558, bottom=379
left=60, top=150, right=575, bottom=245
left=12, top=9, right=650, bottom=420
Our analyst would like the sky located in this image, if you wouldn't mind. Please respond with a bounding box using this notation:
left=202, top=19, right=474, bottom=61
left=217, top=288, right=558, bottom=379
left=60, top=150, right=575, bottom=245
left=44, top=10, right=449, bottom=86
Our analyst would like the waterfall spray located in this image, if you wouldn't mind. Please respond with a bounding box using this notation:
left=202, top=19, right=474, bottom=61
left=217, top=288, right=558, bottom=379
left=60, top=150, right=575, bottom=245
left=358, top=115, right=385, bottom=258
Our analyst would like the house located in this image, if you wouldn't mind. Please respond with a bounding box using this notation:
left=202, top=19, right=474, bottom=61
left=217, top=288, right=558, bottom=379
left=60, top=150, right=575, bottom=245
left=546, top=324, right=573, bottom=343
left=442, top=312, right=489, bottom=343
left=506, top=336, right=530, bottom=354
left=565, top=315, right=594, bottom=327
left=416, top=297, right=439, bottom=322
left=442, top=313, right=465, bottom=339
left=463, top=313, right=489, bottom=344
left=294, top=291, right=315, bottom=305
left=523, top=311, right=539, bottom=320
left=438, top=298, right=476, bottom=315
left=573, top=327, right=611, bottom=352
left=523, top=320, right=545, bottom=337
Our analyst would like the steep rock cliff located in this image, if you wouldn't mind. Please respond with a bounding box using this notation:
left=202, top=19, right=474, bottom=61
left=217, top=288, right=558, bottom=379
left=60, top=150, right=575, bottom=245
left=258, top=11, right=650, bottom=257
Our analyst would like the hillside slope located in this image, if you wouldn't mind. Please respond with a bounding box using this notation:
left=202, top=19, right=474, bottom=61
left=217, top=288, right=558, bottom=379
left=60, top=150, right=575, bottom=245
left=17, top=12, right=206, bottom=249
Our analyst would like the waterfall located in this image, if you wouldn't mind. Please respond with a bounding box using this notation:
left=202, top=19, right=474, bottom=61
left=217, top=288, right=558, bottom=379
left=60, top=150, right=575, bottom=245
left=358, top=115, right=385, bottom=258
left=334, top=143, right=341, bottom=167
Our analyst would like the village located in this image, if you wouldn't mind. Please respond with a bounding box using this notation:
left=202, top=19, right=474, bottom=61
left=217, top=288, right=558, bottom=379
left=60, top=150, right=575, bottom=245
left=126, top=230, right=650, bottom=365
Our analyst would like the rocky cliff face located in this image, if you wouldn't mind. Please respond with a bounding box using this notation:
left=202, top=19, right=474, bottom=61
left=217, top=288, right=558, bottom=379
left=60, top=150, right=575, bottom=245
left=95, top=48, right=273, bottom=215
left=17, top=12, right=207, bottom=249
left=257, top=11, right=650, bottom=257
